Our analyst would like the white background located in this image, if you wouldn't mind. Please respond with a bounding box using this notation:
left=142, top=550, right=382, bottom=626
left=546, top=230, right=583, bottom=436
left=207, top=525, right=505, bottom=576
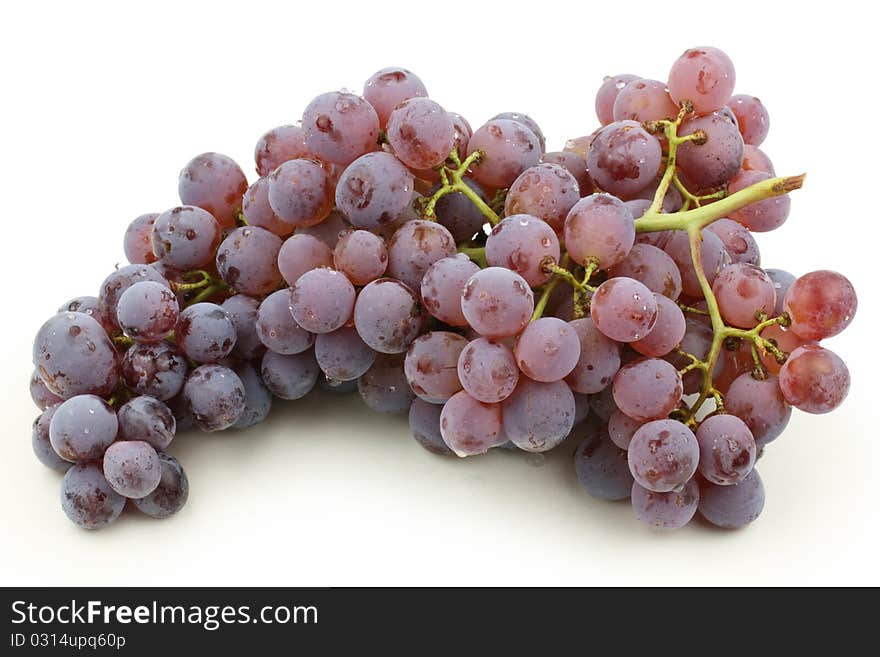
left=1, top=0, right=877, bottom=586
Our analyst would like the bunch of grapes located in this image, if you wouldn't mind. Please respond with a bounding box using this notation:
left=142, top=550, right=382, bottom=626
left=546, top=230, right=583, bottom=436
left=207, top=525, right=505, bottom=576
left=30, top=48, right=856, bottom=532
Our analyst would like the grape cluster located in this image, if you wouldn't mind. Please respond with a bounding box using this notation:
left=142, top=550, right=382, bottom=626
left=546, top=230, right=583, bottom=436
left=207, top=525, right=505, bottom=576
left=30, top=49, right=857, bottom=533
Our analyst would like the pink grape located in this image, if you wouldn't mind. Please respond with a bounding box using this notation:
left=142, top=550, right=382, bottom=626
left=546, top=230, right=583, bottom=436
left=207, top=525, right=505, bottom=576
left=430, top=179, right=489, bottom=243
left=421, top=255, right=479, bottom=327
left=632, top=294, right=686, bottom=357
left=727, top=170, right=790, bottom=232
left=725, top=373, right=791, bottom=447
left=256, top=290, right=314, bottom=355
left=664, top=229, right=729, bottom=297
left=277, top=234, right=333, bottom=286
left=387, top=98, right=455, bottom=170
left=302, top=91, right=379, bottom=165
left=627, top=419, right=699, bottom=493
left=587, top=120, right=662, bottom=197
left=332, top=229, right=388, bottom=285
left=466, top=119, right=541, bottom=189
left=502, top=378, right=576, bottom=453
left=612, top=358, right=683, bottom=422
left=457, top=337, right=519, bottom=403
left=290, top=268, right=356, bottom=334
left=612, top=78, right=679, bottom=123
left=260, top=350, right=319, bottom=401
left=565, top=317, right=621, bottom=394
left=151, top=206, right=221, bottom=271
left=514, top=317, right=580, bottom=382
left=335, top=151, right=414, bottom=230
left=696, top=414, right=756, bottom=485
left=492, top=112, right=546, bottom=152
left=564, top=193, right=635, bottom=269
left=728, top=94, right=770, bottom=146
left=540, top=151, right=594, bottom=196
left=267, top=159, right=334, bottom=228
left=706, top=218, right=760, bottom=266
left=116, top=281, right=179, bottom=343
left=314, top=326, right=376, bottom=382
left=698, top=470, right=765, bottom=529
left=404, top=331, right=467, bottom=403
left=295, top=209, right=351, bottom=249
left=668, top=46, right=736, bottom=115
left=354, top=278, right=426, bottom=354
left=242, top=177, right=295, bottom=237
left=503, top=163, right=580, bottom=234
left=254, top=124, right=311, bottom=177
left=485, top=214, right=560, bottom=286
left=386, top=220, right=456, bottom=291
left=609, top=410, right=642, bottom=450
left=575, top=430, right=634, bottom=501
left=440, top=391, right=505, bottom=457
left=712, top=263, right=776, bottom=328
left=779, top=345, right=850, bottom=414
left=741, top=145, right=775, bottom=175
left=590, top=277, right=658, bottom=342
left=765, top=268, right=795, bottom=316
left=215, top=226, right=283, bottom=297
left=757, top=323, right=811, bottom=375
left=123, top=213, right=158, bottom=264
left=677, top=113, right=744, bottom=190
left=460, top=267, right=534, bottom=338
left=589, top=386, right=618, bottom=421
left=783, top=270, right=857, bottom=341
left=408, top=398, right=453, bottom=456
left=178, top=152, right=248, bottom=229
left=363, top=67, right=428, bottom=128
left=358, top=354, right=414, bottom=413
left=595, top=73, right=639, bottom=125
left=609, top=242, right=682, bottom=299
left=631, top=479, right=699, bottom=530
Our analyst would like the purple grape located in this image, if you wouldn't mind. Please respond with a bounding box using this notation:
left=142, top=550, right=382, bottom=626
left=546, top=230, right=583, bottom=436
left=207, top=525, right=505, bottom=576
left=404, top=331, right=467, bottom=404
left=387, top=220, right=457, bottom=291
left=215, top=226, right=283, bottom=297
left=421, top=255, right=479, bottom=327
left=627, top=419, right=699, bottom=493
left=363, top=67, right=428, bottom=128
left=121, top=342, right=187, bottom=401
left=564, top=193, right=635, bottom=269
left=431, top=179, right=489, bottom=242
left=387, top=98, right=455, bottom=170
left=461, top=267, right=534, bottom=339
left=408, top=398, right=453, bottom=456
left=485, top=214, right=560, bottom=287
left=565, top=317, right=622, bottom=394
left=116, top=280, right=179, bottom=343
left=260, top=350, right=319, bottom=400
left=123, top=213, right=159, bottom=264
left=742, top=144, right=775, bottom=175
left=30, top=369, right=63, bottom=410
left=57, top=296, right=112, bottom=333
left=231, top=362, right=273, bottom=429
left=587, top=120, right=662, bottom=197
left=277, top=233, right=333, bottom=286
left=131, top=453, right=189, bottom=519
left=267, top=159, right=334, bottom=228
left=608, top=410, right=641, bottom=450
left=779, top=345, right=850, bottom=414
left=698, top=470, right=765, bottom=529
left=221, top=295, right=265, bottom=360
left=713, top=263, right=776, bottom=328
left=295, top=209, right=351, bottom=249
left=540, top=150, right=594, bottom=196
left=631, top=294, right=686, bottom=358
left=103, top=440, right=162, bottom=499
left=492, top=112, right=546, bottom=152
left=150, top=206, right=222, bottom=271
left=668, top=46, right=736, bottom=115
left=457, top=337, right=519, bottom=403
left=333, top=229, right=388, bottom=286
left=466, top=118, right=541, bottom=189
left=302, top=91, right=380, bottom=165
left=589, top=386, right=618, bottom=421
left=354, top=279, right=426, bottom=354
left=504, top=164, right=579, bottom=234
left=335, top=152, right=414, bottom=231
left=664, top=229, right=729, bottom=297
left=183, top=364, right=246, bottom=431
left=706, top=218, right=760, bottom=266
left=98, top=263, right=170, bottom=332
left=612, top=78, right=678, bottom=123
left=242, top=177, right=295, bottom=237
left=677, top=113, right=744, bottom=190
left=117, top=396, right=176, bottom=450
left=574, top=430, right=634, bottom=501
left=783, top=270, right=857, bottom=341
left=502, top=378, right=576, bottom=452
left=596, top=73, right=640, bottom=124
left=255, top=289, right=314, bottom=355
left=696, top=414, right=756, bottom=485
left=315, top=326, right=376, bottom=382
left=290, top=268, right=356, bottom=334
left=61, top=463, right=125, bottom=530
left=765, top=268, right=795, bottom=316
left=613, top=358, right=683, bottom=422
left=358, top=354, right=415, bottom=413
left=33, top=312, right=119, bottom=399
left=176, top=303, right=236, bottom=363
left=725, top=373, right=791, bottom=447
left=590, top=277, right=658, bottom=342
left=254, top=124, right=311, bottom=177
left=178, top=152, right=248, bottom=229
left=631, top=479, right=699, bottom=530
left=727, top=170, right=790, bottom=232
left=728, top=94, right=770, bottom=146
left=514, top=317, right=581, bottom=382
left=32, top=405, right=72, bottom=472
left=49, top=394, right=118, bottom=462
left=439, top=391, right=504, bottom=456
left=609, top=243, right=682, bottom=300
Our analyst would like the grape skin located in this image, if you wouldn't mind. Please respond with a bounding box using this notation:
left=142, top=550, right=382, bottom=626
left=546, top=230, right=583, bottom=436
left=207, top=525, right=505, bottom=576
left=668, top=46, right=736, bottom=115
left=728, top=94, right=770, bottom=146
left=783, top=270, right=857, bottom=341
left=609, top=243, right=682, bottom=300
left=277, top=234, right=333, bottom=286
left=132, top=453, right=189, bottom=519
left=333, top=230, right=388, bottom=286
left=358, top=354, right=415, bottom=414
left=503, top=163, right=580, bottom=234
left=49, top=394, right=118, bottom=463
left=712, top=263, right=776, bottom=328
left=587, top=120, right=662, bottom=197
left=32, top=405, right=72, bottom=472
left=404, top=331, right=467, bottom=404
left=540, top=151, right=594, bottom=196
left=254, top=124, right=311, bottom=177
left=268, top=159, right=334, bottom=228
left=707, top=218, right=760, bottom=266
left=103, top=440, right=162, bottom=499
left=514, top=317, right=581, bottom=383
left=290, top=268, right=356, bottom=334
left=176, top=303, right=237, bottom=363
left=457, top=337, right=519, bottom=403
left=779, top=345, right=850, bottom=414
left=295, top=209, right=351, bottom=249
left=408, top=398, right=453, bottom=456
left=178, top=152, right=248, bottom=229
left=502, top=378, right=575, bottom=453
left=575, top=431, right=634, bottom=501
left=302, top=91, right=379, bottom=166
left=565, top=317, right=622, bottom=394
left=727, top=170, right=790, bottom=232
left=627, top=419, right=699, bottom=493
left=242, top=177, right=295, bottom=237
left=698, top=470, right=765, bottom=529
left=354, top=278, right=426, bottom=354
left=420, top=255, right=479, bottom=327
left=314, top=327, right=376, bottom=382
left=123, top=213, right=159, bottom=264
left=466, top=119, right=541, bottom=189
left=221, top=295, right=265, bottom=360
left=61, top=463, right=126, bottom=530
left=151, top=206, right=222, bottom=271
left=117, top=396, right=176, bottom=450
left=677, top=113, right=744, bottom=190
left=30, top=369, right=63, bottom=410
left=116, top=280, right=179, bottom=343
left=431, top=179, right=490, bottom=243
left=608, top=410, right=641, bottom=450
left=440, top=391, right=505, bottom=457
left=664, top=229, right=729, bottom=297
left=33, top=312, right=119, bottom=399
left=589, top=386, right=618, bottom=421
left=387, top=98, right=455, bottom=170
left=725, top=373, right=791, bottom=448
left=363, top=67, right=428, bottom=128
left=216, top=226, right=283, bottom=297
left=260, top=350, right=320, bottom=401
left=491, top=112, right=546, bottom=152
left=485, top=213, right=560, bottom=286
left=696, top=414, right=756, bottom=485
left=764, top=268, right=795, bottom=316
left=741, top=144, right=775, bottom=175
left=461, top=267, right=534, bottom=339
left=231, top=361, right=273, bottom=429
left=335, top=152, right=414, bottom=230
left=57, top=296, right=112, bottom=333
left=386, top=220, right=457, bottom=291
left=121, top=342, right=187, bottom=402
left=612, top=78, right=679, bottom=123
left=590, top=277, right=658, bottom=342
left=99, top=263, right=171, bottom=331
left=183, top=364, right=246, bottom=431
left=631, top=479, right=699, bottom=530
left=612, top=358, right=683, bottom=422
left=631, top=294, right=686, bottom=358
left=595, top=73, right=639, bottom=125
left=758, top=323, right=811, bottom=375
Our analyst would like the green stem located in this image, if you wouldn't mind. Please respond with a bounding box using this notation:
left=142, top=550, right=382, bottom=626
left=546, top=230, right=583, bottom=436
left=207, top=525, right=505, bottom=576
left=532, top=254, right=571, bottom=321
left=458, top=246, right=487, bottom=268
left=422, top=150, right=501, bottom=226
left=189, top=281, right=231, bottom=305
